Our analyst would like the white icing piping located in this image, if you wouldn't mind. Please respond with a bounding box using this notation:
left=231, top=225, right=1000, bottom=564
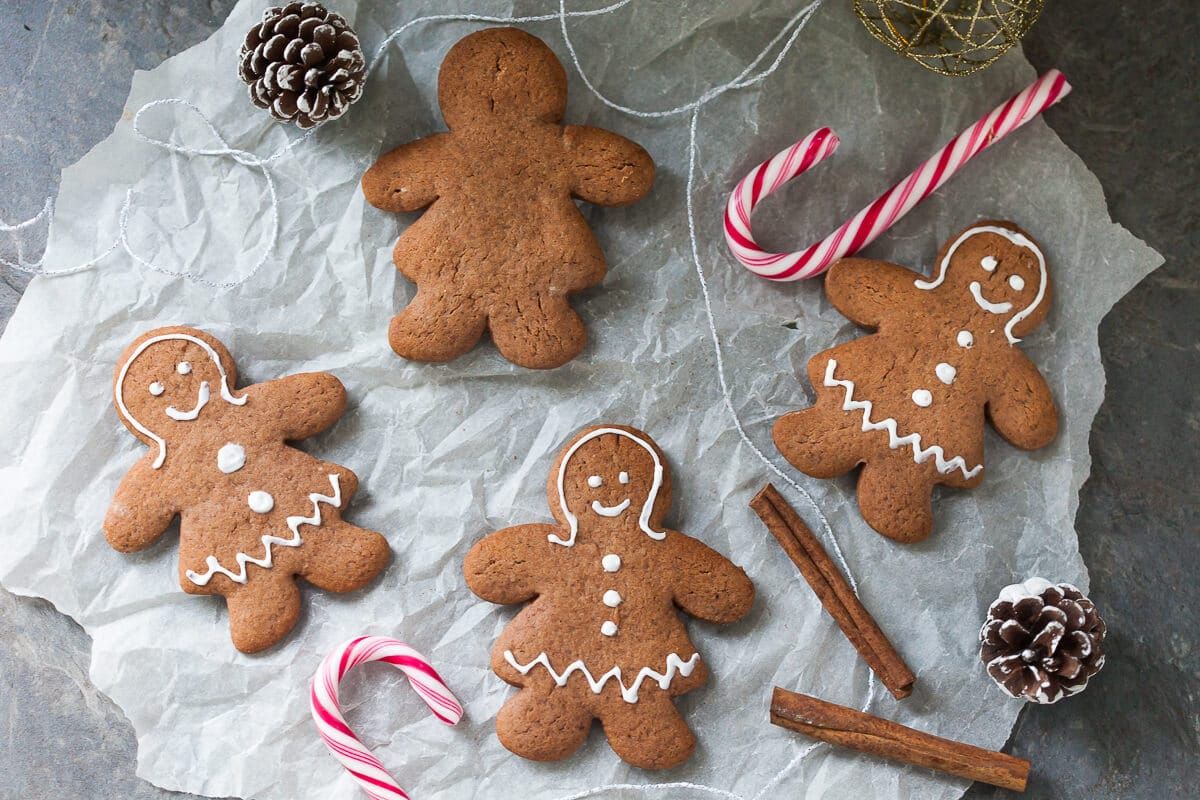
left=550, top=427, right=666, bottom=547
left=591, top=498, right=631, bottom=517
left=968, top=282, right=1013, bottom=314
left=503, top=650, right=699, bottom=704
left=165, top=381, right=210, bottom=420
left=185, top=473, right=341, bottom=586
left=913, top=225, right=1047, bottom=344
left=115, top=332, right=248, bottom=469
left=824, top=359, right=983, bottom=480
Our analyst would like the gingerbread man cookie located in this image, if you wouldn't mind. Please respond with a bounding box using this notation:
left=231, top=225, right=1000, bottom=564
left=362, top=27, right=655, bottom=369
left=464, top=425, right=754, bottom=769
left=104, top=326, right=390, bottom=653
left=774, top=222, right=1058, bottom=543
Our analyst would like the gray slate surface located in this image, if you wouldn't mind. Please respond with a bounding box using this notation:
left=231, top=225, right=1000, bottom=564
left=1, top=2, right=1196, bottom=798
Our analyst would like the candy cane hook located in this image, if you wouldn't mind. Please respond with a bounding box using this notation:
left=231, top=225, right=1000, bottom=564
left=311, top=636, right=464, bottom=800
left=725, top=70, right=1072, bottom=281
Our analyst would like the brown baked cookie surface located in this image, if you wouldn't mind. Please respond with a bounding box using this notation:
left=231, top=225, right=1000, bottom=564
left=104, top=326, right=390, bottom=653
left=362, top=27, right=655, bottom=369
left=773, top=221, right=1058, bottom=543
left=464, top=424, right=754, bottom=769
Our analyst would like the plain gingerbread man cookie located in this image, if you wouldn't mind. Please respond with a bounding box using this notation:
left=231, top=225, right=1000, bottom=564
left=104, top=326, right=390, bottom=653
left=362, top=27, right=655, bottom=369
left=464, top=425, right=754, bottom=769
left=774, top=222, right=1058, bottom=543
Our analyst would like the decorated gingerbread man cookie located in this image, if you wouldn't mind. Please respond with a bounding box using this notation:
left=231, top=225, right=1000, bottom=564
left=464, top=425, right=754, bottom=769
left=774, top=222, right=1058, bottom=542
left=104, top=326, right=390, bottom=653
left=362, top=27, right=655, bottom=369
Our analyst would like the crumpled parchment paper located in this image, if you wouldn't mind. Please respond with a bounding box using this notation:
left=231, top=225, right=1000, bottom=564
left=0, top=1, right=1162, bottom=798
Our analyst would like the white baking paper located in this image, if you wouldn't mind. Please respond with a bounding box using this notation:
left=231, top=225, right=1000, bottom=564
left=0, top=1, right=1162, bottom=798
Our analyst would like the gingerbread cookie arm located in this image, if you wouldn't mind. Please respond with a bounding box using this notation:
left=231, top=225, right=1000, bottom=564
left=986, top=351, right=1058, bottom=450
left=464, top=523, right=554, bottom=605
left=562, top=125, right=655, bottom=207
left=669, top=534, right=755, bottom=624
left=103, top=459, right=178, bottom=552
left=362, top=133, right=452, bottom=212
left=254, top=373, right=347, bottom=441
left=824, top=258, right=926, bottom=329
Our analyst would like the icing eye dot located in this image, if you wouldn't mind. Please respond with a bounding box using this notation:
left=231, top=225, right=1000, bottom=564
left=587, top=475, right=603, bottom=488
left=981, top=256, right=998, bottom=272
left=176, top=361, right=192, bottom=375
left=618, top=471, right=629, bottom=485
left=1008, top=274, right=1026, bottom=291
left=148, top=382, right=165, bottom=396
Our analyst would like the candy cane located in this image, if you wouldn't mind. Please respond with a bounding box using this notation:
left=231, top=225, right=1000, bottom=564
left=724, top=70, right=1072, bottom=281
left=310, top=636, right=464, bottom=800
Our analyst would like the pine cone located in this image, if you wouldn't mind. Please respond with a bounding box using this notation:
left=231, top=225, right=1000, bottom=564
left=238, top=2, right=367, bottom=129
left=979, top=578, right=1106, bottom=704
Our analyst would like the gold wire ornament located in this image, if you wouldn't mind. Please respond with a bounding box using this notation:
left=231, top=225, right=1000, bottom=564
left=853, top=0, right=1045, bottom=76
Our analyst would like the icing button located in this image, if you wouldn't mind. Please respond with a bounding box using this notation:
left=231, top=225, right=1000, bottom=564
left=935, top=363, right=957, bottom=385
left=247, top=491, right=274, bottom=514
left=602, top=554, right=621, bottom=572
left=956, top=330, right=974, bottom=348
left=603, top=590, right=622, bottom=608
left=217, top=442, right=246, bottom=474
left=911, top=389, right=933, bottom=408
left=600, top=621, right=618, bottom=637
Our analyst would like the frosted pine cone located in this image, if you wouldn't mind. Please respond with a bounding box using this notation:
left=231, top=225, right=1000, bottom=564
left=980, top=578, right=1106, bottom=704
left=239, top=3, right=367, bottom=129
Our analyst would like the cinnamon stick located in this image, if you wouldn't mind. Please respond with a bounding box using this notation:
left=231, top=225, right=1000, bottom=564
left=750, top=483, right=915, bottom=699
left=770, top=687, right=1030, bottom=792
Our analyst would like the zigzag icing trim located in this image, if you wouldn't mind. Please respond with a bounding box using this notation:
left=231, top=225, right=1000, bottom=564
left=824, top=359, right=983, bottom=480
left=503, top=650, right=700, bottom=704
left=185, top=474, right=342, bottom=586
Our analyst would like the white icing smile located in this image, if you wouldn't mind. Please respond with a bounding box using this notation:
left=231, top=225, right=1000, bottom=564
left=969, top=281, right=1013, bottom=314
left=591, top=498, right=631, bottom=517
left=165, top=381, right=211, bottom=420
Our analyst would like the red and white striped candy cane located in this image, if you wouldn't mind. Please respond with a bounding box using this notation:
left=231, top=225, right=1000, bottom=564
left=311, top=636, right=464, bottom=800
left=725, top=70, right=1072, bottom=281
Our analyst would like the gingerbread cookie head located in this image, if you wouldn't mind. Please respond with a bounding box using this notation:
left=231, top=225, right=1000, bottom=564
left=438, top=27, right=568, bottom=130
left=113, top=326, right=247, bottom=467
left=914, top=222, right=1052, bottom=343
left=546, top=425, right=674, bottom=546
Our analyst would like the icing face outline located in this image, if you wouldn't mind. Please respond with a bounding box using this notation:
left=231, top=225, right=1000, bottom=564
left=550, top=427, right=666, bottom=547
left=115, top=333, right=248, bottom=469
left=913, top=225, right=1047, bottom=344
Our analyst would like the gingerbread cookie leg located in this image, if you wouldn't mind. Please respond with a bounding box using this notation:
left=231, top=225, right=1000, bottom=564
left=225, top=575, right=303, bottom=654
left=855, top=456, right=936, bottom=543
left=299, top=520, right=390, bottom=593
left=495, top=681, right=592, bottom=762
left=601, top=689, right=696, bottom=770
left=389, top=289, right=488, bottom=363
left=487, top=293, right=586, bottom=370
